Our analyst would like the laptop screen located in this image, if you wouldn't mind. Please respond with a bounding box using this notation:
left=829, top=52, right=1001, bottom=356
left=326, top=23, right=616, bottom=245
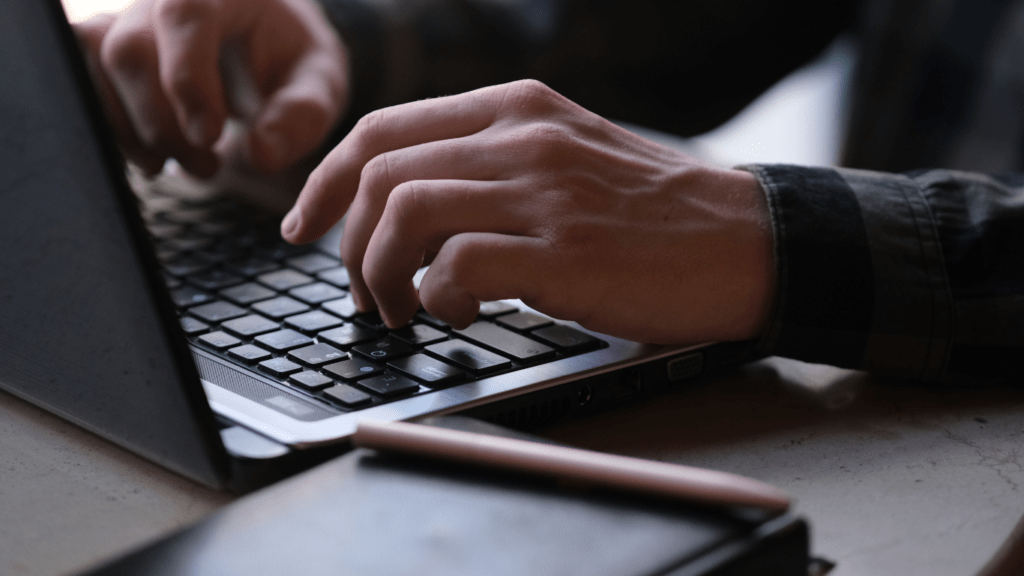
left=0, top=0, right=228, bottom=487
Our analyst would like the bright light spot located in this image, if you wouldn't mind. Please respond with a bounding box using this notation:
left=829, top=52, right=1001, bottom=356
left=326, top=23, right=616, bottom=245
left=61, top=0, right=134, bottom=22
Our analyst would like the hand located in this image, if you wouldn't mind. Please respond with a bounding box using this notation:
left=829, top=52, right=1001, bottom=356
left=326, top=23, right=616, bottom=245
left=73, top=0, right=348, bottom=178
left=283, top=80, right=775, bottom=344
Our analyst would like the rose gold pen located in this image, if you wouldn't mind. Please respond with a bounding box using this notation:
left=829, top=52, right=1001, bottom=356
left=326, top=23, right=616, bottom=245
left=352, top=420, right=791, bottom=513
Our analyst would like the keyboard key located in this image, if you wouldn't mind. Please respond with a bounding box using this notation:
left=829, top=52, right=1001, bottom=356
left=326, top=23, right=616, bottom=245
left=164, top=274, right=183, bottom=289
left=186, top=268, right=245, bottom=291
left=180, top=316, right=209, bottom=335
left=198, top=331, right=242, bottom=350
left=193, top=220, right=238, bottom=236
left=221, top=314, right=279, bottom=338
left=164, top=255, right=211, bottom=277
left=454, top=322, right=555, bottom=363
left=146, top=222, right=185, bottom=239
left=191, top=301, right=247, bottom=323
left=495, top=311, right=553, bottom=332
left=317, top=324, right=377, bottom=349
left=257, top=268, right=313, bottom=291
left=252, top=296, right=310, bottom=319
left=224, top=256, right=280, bottom=277
left=286, top=253, right=340, bottom=274
left=425, top=340, right=512, bottom=374
left=388, top=355, right=466, bottom=387
left=219, top=282, right=276, bottom=305
left=160, top=206, right=218, bottom=224
left=258, top=357, right=303, bottom=377
left=227, top=344, right=272, bottom=364
left=531, top=325, right=600, bottom=353
left=322, top=384, right=371, bottom=408
left=322, top=295, right=358, bottom=319
left=323, top=358, right=383, bottom=381
left=284, top=310, right=344, bottom=334
left=317, top=266, right=350, bottom=288
left=165, top=235, right=214, bottom=252
left=194, top=247, right=245, bottom=265
left=353, top=312, right=388, bottom=332
left=255, top=329, right=313, bottom=352
left=288, top=282, right=346, bottom=305
left=389, top=324, right=447, bottom=346
left=478, top=301, right=518, bottom=318
left=415, top=311, right=450, bottom=330
left=289, top=371, right=334, bottom=391
left=258, top=241, right=312, bottom=260
left=170, top=285, right=214, bottom=308
left=354, top=373, right=420, bottom=398
left=155, top=246, right=181, bottom=262
left=351, top=339, right=413, bottom=362
left=288, top=343, right=347, bottom=367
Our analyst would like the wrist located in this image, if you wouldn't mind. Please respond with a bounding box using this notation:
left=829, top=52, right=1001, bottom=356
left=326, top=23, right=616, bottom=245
left=715, top=167, right=777, bottom=341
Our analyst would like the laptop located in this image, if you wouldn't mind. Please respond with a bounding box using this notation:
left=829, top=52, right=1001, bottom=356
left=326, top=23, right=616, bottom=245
left=0, top=0, right=758, bottom=492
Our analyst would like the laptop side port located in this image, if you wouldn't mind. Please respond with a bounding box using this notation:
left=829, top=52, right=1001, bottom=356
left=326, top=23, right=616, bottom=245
left=666, top=352, right=704, bottom=383
left=611, top=368, right=644, bottom=400
left=577, top=385, right=593, bottom=406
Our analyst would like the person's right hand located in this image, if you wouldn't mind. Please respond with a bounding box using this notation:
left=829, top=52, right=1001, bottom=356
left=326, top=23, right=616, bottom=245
left=73, top=0, right=349, bottom=178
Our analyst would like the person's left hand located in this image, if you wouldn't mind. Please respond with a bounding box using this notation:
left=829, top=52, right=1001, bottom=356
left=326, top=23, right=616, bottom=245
left=73, top=0, right=349, bottom=178
left=282, top=80, right=775, bottom=344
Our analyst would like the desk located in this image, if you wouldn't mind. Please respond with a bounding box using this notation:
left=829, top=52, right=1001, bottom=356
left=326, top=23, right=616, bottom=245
left=3, top=357, right=1023, bottom=576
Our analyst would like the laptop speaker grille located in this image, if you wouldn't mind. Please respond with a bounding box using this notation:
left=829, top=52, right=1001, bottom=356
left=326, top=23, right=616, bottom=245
left=193, top=352, right=337, bottom=422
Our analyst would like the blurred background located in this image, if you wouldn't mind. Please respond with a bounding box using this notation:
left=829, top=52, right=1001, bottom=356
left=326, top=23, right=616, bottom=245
left=60, top=0, right=855, bottom=168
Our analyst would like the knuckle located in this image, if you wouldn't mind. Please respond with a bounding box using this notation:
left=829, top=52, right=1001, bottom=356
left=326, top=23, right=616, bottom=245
left=528, top=122, right=571, bottom=146
left=513, top=122, right=573, bottom=162
left=100, top=28, right=153, bottom=74
left=443, top=238, right=480, bottom=283
left=351, top=108, right=388, bottom=151
left=359, top=152, right=395, bottom=194
left=500, top=79, right=560, bottom=114
left=386, top=181, right=425, bottom=226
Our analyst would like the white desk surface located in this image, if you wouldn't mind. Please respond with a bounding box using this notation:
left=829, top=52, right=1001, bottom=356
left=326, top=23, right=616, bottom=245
left=3, top=357, right=1023, bottom=576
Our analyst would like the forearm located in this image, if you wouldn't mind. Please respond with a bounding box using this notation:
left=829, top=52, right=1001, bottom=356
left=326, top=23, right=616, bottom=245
left=745, top=164, right=1024, bottom=385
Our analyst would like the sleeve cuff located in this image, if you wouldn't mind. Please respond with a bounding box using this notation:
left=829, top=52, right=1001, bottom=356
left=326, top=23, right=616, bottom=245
left=738, top=164, right=954, bottom=382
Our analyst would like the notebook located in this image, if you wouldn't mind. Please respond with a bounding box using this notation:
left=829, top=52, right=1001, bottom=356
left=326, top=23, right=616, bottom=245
left=81, top=417, right=812, bottom=576
left=0, top=0, right=759, bottom=492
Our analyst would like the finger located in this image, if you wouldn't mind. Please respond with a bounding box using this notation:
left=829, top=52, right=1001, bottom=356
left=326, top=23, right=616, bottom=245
left=76, top=14, right=167, bottom=174
left=100, top=13, right=220, bottom=176
left=282, top=83, right=515, bottom=244
left=337, top=133, right=515, bottom=311
left=152, top=0, right=230, bottom=148
left=249, top=52, right=348, bottom=174
left=361, top=179, right=535, bottom=327
left=418, top=233, right=555, bottom=329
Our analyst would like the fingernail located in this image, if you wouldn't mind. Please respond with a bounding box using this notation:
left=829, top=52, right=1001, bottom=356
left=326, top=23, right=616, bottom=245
left=281, top=208, right=300, bottom=239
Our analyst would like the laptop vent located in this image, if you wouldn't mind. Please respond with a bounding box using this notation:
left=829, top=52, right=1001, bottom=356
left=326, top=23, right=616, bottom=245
left=483, top=396, right=572, bottom=430
left=193, top=352, right=337, bottom=422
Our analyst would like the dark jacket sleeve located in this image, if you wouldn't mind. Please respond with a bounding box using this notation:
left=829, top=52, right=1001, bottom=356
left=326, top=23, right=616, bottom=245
left=744, top=164, right=1024, bottom=385
left=317, top=0, right=856, bottom=136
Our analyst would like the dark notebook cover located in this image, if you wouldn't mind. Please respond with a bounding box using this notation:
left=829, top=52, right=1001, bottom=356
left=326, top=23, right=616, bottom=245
left=81, top=418, right=809, bottom=576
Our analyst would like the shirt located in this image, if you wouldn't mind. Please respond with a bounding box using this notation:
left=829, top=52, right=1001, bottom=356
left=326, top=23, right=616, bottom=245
left=315, top=0, right=1024, bottom=384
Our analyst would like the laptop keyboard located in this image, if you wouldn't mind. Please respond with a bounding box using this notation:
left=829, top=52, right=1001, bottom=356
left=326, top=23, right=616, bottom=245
left=140, top=188, right=606, bottom=413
